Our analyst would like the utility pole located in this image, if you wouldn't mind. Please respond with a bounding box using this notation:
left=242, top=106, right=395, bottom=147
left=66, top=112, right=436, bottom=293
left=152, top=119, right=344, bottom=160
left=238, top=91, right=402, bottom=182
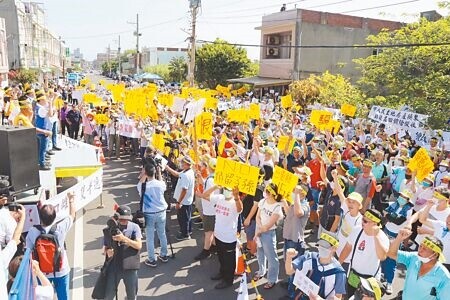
left=107, top=44, right=111, bottom=75
left=188, top=0, right=201, bottom=87
left=118, top=35, right=121, bottom=79
left=128, top=14, right=142, bottom=75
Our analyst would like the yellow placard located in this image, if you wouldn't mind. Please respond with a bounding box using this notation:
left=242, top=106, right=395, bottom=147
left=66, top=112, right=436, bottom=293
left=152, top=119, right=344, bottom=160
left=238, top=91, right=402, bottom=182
left=227, top=109, right=250, bottom=123
left=152, top=134, right=166, bottom=153
left=54, top=98, right=64, bottom=110
left=205, top=97, right=218, bottom=109
left=310, top=110, right=332, bottom=129
left=272, top=166, right=298, bottom=201
left=341, top=103, right=357, bottom=117
left=407, top=147, right=435, bottom=181
left=218, top=134, right=227, bottom=155
left=249, top=103, right=260, bottom=120
left=94, top=114, right=110, bottom=125
left=277, top=136, right=295, bottom=153
left=281, top=95, right=293, bottom=109
left=194, top=112, right=213, bottom=140
left=158, top=93, right=174, bottom=107
left=326, top=119, right=341, bottom=133
left=89, top=84, right=96, bottom=91
left=214, top=157, right=260, bottom=196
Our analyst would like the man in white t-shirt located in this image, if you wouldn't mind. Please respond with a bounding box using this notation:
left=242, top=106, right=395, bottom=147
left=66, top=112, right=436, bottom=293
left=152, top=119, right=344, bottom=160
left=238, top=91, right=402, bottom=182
left=166, top=156, right=196, bottom=240
left=208, top=187, right=242, bottom=289
left=338, top=209, right=389, bottom=297
left=194, top=158, right=220, bottom=260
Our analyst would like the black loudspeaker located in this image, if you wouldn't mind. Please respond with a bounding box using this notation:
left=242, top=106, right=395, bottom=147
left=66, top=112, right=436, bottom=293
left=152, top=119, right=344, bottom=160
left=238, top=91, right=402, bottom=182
left=0, top=126, right=40, bottom=194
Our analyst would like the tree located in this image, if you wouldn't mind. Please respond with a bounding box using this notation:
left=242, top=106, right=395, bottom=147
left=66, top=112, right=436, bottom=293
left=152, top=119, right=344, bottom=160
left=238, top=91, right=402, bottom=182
left=354, top=15, right=450, bottom=129
left=168, top=57, right=187, bottom=83
left=143, top=64, right=171, bottom=82
left=14, top=68, right=38, bottom=85
left=101, top=61, right=118, bottom=75
left=289, top=78, right=320, bottom=109
left=310, top=71, right=366, bottom=115
left=195, top=38, right=251, bottom=88
left=243, top=60, right=259, bottom=77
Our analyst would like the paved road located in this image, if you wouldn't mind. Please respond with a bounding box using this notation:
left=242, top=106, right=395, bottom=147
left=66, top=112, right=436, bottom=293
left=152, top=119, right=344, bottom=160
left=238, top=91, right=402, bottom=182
left=64, top=75, right=406, bottom=300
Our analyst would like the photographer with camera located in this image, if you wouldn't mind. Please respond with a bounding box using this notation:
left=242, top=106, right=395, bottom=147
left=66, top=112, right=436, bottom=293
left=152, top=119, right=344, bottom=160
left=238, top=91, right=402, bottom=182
left=103, top=205, right=142, bottom=300
left=137, top=159, right=169, bottom=267
left=0, top=178, right=18, bottom=250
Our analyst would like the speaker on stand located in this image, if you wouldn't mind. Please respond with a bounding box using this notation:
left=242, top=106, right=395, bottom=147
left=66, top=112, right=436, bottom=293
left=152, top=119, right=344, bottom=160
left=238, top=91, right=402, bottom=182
left=0, top=126, right=41, bottom=196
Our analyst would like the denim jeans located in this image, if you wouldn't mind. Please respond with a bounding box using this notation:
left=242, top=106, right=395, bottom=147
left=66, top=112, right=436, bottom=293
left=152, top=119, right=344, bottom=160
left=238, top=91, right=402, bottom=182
left=284, top=239, right=305, bottom=298
left=144, top=211, right=168, bottom=261
left=381, top=228, right=398, bottom=284
left=310, top=188, right=321, bottom=211
left=49, top=273, right=70, bottom=300
left=257, top=229, right=279, bottom=284
left=104, top=266, right=138, bottom=300
left=37, top=134, right=48, bottom=166
left=177, top=204, right=192, bottom=237
left=51, top=121, right=58, bottom=148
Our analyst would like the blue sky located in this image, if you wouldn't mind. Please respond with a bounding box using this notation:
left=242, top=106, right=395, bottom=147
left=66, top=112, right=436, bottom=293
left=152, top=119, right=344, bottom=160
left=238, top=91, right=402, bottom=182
left=39, top=0, right=445, bottom=61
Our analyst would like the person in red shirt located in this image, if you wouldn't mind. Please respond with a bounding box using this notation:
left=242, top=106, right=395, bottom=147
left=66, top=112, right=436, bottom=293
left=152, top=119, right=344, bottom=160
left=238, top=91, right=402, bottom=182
left=307, top=149, right=323, bottom=228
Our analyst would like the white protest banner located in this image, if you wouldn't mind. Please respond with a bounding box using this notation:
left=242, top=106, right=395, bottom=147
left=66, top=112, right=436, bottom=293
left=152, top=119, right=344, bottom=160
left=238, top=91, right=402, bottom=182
left=24, top=168, right=103, bottom=231
left=183, top=98, right=206, bottom=124
left=368, top=106, right=428, bottom=129
left=55, top=135, right=100, bottom=168
left=72, top=90, right=85, bottom=102
left=293, top=269, right=320, bottom=297
left=50, top=168, right=103, bottom=221
left=218, top=102, right=229, bottom=112
left=171, top=97, right=187, bottom=114
left=118, top=117, right=141, bottom=138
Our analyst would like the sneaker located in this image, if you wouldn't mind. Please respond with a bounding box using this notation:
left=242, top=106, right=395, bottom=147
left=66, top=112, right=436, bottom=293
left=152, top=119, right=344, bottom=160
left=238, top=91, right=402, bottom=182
left=52, top=146, right=62, bottom=151
left=47, top=150, right=55, bottom=155
left=209, top=245, right=218, bottom=255
left=193, top=218, right=202, bottom=224
left=158, top=255, right=169, bottom=263
left=194, top=249, right=211, bottom=261
left=144, top=259, right=157, bottom=267
left=385, top=283, right=393, bottom=295
left=214, top=280, right=233, bottom=289
left=176, top=234, right=190, bottom=241
left=39, top=165, right=51, bottom=171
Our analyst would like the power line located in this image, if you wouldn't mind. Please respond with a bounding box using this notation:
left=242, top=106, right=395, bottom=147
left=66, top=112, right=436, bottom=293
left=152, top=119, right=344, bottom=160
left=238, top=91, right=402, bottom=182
left=341, top=0, right=420, bottom=13
left=201, top=0, right=310, bottom=17
left=197, top=39, right=450, bottom=49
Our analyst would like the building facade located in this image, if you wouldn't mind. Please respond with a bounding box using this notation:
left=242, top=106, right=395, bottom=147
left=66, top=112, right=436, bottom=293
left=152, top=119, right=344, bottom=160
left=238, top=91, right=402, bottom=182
left=0, top=0, right=66, bottom=75
left=0, top=18, right=8, bottom=87
left=141, top=47, right=188, bottom=66
left=258, top=9, right=402, bottom=81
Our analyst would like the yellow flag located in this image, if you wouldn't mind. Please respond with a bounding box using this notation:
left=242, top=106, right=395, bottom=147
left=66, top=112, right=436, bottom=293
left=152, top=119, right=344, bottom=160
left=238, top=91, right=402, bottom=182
left=152, top=134, right=166, bottom=153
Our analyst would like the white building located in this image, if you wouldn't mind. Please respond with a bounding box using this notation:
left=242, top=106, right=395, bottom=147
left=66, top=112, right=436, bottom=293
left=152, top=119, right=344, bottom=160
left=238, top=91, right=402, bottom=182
left=0, top=0, right=66, bottom=76
left=141, top=47, right=188, bottom=66
left=0, top=18, right=8, bottom=87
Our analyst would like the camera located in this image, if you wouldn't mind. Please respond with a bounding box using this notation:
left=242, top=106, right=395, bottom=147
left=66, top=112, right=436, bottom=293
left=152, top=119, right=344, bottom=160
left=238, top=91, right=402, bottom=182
left=7, top=203, right=21, bottom=212
left=103, top=215, right=122, bottom=249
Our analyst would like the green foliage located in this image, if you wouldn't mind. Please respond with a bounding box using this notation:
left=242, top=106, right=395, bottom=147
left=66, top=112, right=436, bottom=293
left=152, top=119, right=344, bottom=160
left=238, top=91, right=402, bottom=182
left=14, top=68, right=38, bottom=85
left=101, top=61, right=118, bottom=74
left=354, top=16, right=450, bottom=129
left=195, top=39, right=251, bottom=89
left=143, top=64, right=171, bottom=82
left=310, top=71, right=366, bottom=115
left=168, top=57, right=188, bottom=83
left=243, top=60, right=260, bottom=77
left=289, top=78, right=320, bottom=109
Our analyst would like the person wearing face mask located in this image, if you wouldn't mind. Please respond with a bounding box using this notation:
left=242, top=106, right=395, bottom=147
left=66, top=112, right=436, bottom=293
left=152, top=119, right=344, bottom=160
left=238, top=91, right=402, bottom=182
left=419, top=190, right=450, bottom=271
left=381, top=190, right=414, bottom=294
left=434, top=160, right=449, bottom=187
left=253, top=183, right=284, bottom=289
left=307, top=148, right=323, bottom=229
left=280, top=184, right=310, bottom=299
left=389, top=156, right=409, bottom=199
left=318, top=165, right=346, bottom=239
left=388, top=229, right=450, bottom=300
left=284, top=232, right=346, bottom=300
left=413, top=173, right=435, bottom=213
left=338, top=209, right=389, bottom=298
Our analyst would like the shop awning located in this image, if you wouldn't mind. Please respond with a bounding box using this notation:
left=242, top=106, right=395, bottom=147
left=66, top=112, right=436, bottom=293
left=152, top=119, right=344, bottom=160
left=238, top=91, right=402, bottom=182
left=227, top=76, right=291, bottom=88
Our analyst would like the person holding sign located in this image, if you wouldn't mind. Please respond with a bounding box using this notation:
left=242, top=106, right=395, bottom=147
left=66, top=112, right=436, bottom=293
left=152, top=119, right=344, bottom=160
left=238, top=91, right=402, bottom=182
left=253, top=183, right=284, bottom=289
left=284, top=232, right=346, bottom=300
left=387, top=229, right=450, bottom=300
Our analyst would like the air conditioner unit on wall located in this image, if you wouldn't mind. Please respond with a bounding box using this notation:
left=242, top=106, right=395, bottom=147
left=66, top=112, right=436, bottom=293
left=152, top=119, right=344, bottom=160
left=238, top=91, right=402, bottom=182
left=267, top=35, right=281, bottom=45
left=266, top=47, right=280, bottom=58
